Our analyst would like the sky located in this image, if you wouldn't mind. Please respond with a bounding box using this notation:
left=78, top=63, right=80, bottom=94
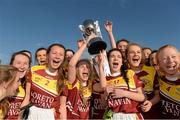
left=0, top=0, right=180, bottom=64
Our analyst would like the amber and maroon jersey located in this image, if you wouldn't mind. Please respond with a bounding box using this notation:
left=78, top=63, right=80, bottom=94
left=106, top=70, right=143, bottom=113
left=135, top=65, right=156, bottom=98
left=26, top=66, right=61, bottom=119
left=90, top=79, right=106, bottom=119
left=5, top=85, right=25, bottom=119
left=158, top=76, right=180, bottom=119
left=65, top=79, right=92, bottom=119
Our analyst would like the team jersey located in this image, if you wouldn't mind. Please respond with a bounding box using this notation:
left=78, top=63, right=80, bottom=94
left=136, top=65, right=156, bottom=99
left=90, top=79, right=106, bottom=119
left=26, top=65, right=61, bottom=119
left=106, top=70, right=143, bottom=113
left=64, top=79, right=93, bottom=119
left=141, top=71, right=162, bottom=119
left=158, top=76, right=180, bottom=119
left=5, top=85, right=25, bottom=119
left=31, top=65, right=46, bottom=71
left=135, top=65, right=161, bottom=119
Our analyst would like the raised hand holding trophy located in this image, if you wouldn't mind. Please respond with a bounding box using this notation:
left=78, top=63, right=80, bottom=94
left=79, top=19, right=107, bottom=55
left=79, top=19, right=111, bottom=76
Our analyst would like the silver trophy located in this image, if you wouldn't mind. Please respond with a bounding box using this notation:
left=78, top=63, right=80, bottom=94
left=79, top=19, right=107, bottom=55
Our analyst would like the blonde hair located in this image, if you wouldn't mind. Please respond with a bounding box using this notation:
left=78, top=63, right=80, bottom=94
left=58, top=60, right=68, bottom=94
left=76, top=59, right=94, bottom=105
left=0, top=98, right=10, bottom=119
left=0, top=65, right=18, bottom=119
left=0, top=65, right=18, bottom=84
left=156, top=45, right=179, bottom=74
left=76, top=59, right=94, bottom=81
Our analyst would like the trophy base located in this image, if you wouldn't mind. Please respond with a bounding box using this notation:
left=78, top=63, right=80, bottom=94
left=88, top=37, right=107, bottom=55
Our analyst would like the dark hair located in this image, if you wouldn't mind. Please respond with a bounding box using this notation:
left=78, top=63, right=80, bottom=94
left=142, top=47, right=152, bottom=52
left=65, top=49, right=75, bottom=55
left=151, top=50, right=158, bottom=54
left=10, top=51, right=31, bottom=67
left=107, top=48, right=121, bottom=59
left=9, top=52, right=31, bottom=88
left=35, top=47, right=47, bottom=64
left=107, top=48, right=130, bottom=90
left=149, top=50, right=158, bottom=66
left=18, top=50, right=32, bottom=58
left=18, top=50, right=32, bottom=66
left=142, top=47, right=152, bottom=66
left=116, top=38, right=129, bottom=46
left=35, top=47, right=47, bottom=59
left=47, top=43, right=65, bottom=54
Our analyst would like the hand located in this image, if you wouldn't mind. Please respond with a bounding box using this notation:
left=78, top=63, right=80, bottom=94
left=77, top=39, right=85, bottom=49
left=141, top=100, right=152, bottom=112
left=104, top=21, right=113, bottom=33
left=106, top=86, right=114, bottom=95
left=98, top=50, right=106, bottom=67
left=110, top=88, right=126, bottom=99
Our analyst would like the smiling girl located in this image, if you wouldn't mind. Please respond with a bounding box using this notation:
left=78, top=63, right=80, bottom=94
left=64, top=35, right=95, bottom=119
left=20, top=43, right=67, bottom=120
left=5, top=51, right=30, bottom=120
left=99, top=48, right=145, bottom=120
left=0, top=65, right=20, bottom=119
left=126, top=43, right=161, bottom=119
left=156, top=45, right=180, bottom=119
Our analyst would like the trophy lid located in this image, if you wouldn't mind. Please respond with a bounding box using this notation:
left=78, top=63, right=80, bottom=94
left=83, top=19, right=95, bottom=28
left=88, top=37, right=107, bottom=55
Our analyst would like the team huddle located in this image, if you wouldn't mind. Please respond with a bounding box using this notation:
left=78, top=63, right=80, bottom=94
left=0, top=21, right=179, bottom=120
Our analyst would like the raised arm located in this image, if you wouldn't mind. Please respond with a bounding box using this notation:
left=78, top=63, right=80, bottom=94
left=68, top=40, right=87, bottom=84
left=104, top=21, right=117, bottom=49
left=68, top=34, right=95, bottom=84
left=98, top=51, right=107, bottom=89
